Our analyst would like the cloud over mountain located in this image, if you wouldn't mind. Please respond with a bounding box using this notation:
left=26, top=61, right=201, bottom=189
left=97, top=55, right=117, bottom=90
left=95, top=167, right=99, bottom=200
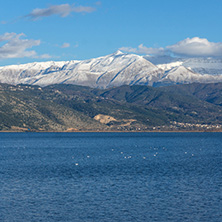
left=167, top=37, right=222, bottom=57
left=120, top=37, right=222, bottom=57
left=120, top=44, right=165, bottom=56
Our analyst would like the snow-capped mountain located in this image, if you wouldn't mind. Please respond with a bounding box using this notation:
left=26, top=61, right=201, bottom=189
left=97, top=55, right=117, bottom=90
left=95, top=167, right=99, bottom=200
left=182, top=58, right=222, bottom=75
left=156, top=66, right=222, bottom=86
left=146, top=55, right=222, bottom=76
left=0, top=51, right=222, bottom=88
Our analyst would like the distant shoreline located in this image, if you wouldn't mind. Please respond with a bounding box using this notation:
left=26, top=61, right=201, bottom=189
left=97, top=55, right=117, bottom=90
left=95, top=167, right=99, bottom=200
left=1, top=130, right=222, bottom=133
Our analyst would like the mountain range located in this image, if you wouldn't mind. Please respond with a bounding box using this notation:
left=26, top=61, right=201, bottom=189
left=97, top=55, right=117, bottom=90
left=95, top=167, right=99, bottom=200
left=1, top=52, right=222, bottom=132
left=1, top=51, right=222, bottom=88
left=1, top=82, right=222, bottom=132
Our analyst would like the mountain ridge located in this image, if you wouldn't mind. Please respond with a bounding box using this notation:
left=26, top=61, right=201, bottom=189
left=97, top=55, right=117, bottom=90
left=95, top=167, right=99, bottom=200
left=1, top=51, right=222, bottom=88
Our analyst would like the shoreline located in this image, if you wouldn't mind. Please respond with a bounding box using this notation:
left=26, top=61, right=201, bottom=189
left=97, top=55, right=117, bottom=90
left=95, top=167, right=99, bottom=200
left=1, top=130, right=222, bottom=133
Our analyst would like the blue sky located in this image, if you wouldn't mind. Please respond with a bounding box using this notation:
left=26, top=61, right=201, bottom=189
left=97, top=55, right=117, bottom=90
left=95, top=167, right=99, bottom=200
left=1, top=0, right=222, bottom=66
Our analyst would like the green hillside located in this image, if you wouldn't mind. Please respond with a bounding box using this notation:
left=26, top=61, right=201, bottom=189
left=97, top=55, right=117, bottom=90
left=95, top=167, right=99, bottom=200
left=0, top=83, right=222, bottom=132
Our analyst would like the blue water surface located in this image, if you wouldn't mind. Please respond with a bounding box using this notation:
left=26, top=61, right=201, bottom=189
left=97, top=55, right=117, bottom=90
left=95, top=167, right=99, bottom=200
left=0, top=132, right=221, bottom=222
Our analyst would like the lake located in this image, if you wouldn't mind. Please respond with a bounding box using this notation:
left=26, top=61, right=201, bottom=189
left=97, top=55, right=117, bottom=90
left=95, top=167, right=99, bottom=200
left=0, top=132, right=221, bottom=222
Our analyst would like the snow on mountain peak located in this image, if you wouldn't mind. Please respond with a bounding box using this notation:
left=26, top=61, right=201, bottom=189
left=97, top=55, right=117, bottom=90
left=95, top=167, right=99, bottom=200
left=0, top=52, right=222, bottom=88
left=113, top=50, right=124, bottom=56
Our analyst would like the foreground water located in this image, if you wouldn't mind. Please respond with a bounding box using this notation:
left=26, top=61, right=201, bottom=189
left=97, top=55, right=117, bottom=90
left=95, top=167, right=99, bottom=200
left=0, top=133, right=221, bottom=222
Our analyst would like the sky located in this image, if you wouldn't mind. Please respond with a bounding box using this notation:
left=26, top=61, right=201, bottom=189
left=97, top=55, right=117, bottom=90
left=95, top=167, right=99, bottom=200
left=1, top=0, right=222, bottom=66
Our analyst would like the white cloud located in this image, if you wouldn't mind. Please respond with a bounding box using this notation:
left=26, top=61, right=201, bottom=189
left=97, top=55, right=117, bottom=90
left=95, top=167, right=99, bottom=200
left=0, top=32, right=17, bottom=42
left=138, top=44, right=165, bottom=55
left=120, top=37, right=222, bottom=57
left=0, top=32, right=49, bottom=59
left=167, top=37, right=222, bottom=57
left=119, top=44, right=165, bottom=56
left=27, top=4, right=96, bottom=20
left=119, top=46, right=137, bottom=53
left=61, top=43, right=70, bottom=48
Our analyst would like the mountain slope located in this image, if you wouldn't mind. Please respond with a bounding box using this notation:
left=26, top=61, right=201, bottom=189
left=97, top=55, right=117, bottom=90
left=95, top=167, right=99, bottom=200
left=1, top=51, right=222, bottom=88
left=0, top=84, right=105, bottom=131
left=0, top=51, right=163, bottom=88
left=93, top=84, right=222, bottom=123
left=162, top=82, right=222, bottom=106
left=147, top=56, right=222, bottom=76
left=1, top=83, right=222, bottom=131
left=182, top=58, right=222, bottom=75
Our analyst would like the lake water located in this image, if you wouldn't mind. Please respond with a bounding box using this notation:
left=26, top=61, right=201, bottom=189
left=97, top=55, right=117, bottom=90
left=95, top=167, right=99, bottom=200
left=0, top=132, right=221, bottom=222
